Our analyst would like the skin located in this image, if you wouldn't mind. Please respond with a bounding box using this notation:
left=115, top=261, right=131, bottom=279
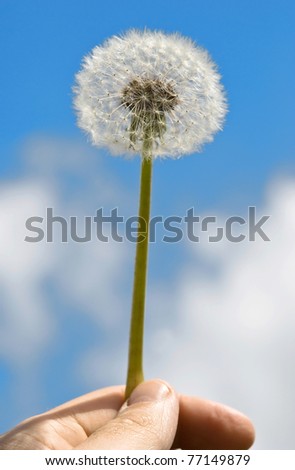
left=0, top=379, right=255, bottom=450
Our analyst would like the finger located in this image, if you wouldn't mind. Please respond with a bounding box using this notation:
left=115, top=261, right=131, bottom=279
left=75, top=379, right=179, bottom=450
left=46, top=385, right=126, bottom=437
left=0, top=386, right=125, bottom=449
left=173, top=394, right=255, bottom=450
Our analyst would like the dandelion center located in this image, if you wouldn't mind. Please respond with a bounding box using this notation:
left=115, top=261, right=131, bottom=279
left=121, top=78, right=179, bottom=147
left=122, top=78, right=179, bottom=114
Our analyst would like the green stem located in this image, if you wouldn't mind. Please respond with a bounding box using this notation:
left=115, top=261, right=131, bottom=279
left=125, top=135, right=153, bottom=399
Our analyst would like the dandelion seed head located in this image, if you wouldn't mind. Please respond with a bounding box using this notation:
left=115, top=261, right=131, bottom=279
left=74, top=30, right=227, bottom=158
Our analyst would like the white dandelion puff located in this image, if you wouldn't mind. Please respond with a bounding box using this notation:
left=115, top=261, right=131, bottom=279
left=73, top=29, right=227, bottom=158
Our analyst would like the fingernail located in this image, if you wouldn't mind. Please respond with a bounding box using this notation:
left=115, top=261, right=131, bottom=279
left=127, top=380, right=171, bottom=406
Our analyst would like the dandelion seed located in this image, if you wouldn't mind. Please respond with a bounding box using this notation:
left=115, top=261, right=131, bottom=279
left=73, top=29, right=227, bottom=158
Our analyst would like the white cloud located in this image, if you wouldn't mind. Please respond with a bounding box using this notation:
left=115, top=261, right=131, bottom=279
left=143, top=178, right=295, bottom=449
left=0, top=136, right=131, bottom=388
left=0, top=180, right=57, bottom=364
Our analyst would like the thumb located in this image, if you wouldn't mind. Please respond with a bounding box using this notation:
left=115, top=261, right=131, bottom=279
left=76, top=379, right=179, bottom=450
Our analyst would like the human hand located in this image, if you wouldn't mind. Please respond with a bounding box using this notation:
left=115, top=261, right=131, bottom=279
left=0, top=379, right=255, bottom=450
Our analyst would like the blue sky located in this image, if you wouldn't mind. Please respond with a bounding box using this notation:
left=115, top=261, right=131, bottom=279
left=1, top=0, right=294, bottom=187
left=0, top=0, right=295, bottom=448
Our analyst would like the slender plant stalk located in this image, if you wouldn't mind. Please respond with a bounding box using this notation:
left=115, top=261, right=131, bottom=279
left=125, top=133, right=153, bottom=399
